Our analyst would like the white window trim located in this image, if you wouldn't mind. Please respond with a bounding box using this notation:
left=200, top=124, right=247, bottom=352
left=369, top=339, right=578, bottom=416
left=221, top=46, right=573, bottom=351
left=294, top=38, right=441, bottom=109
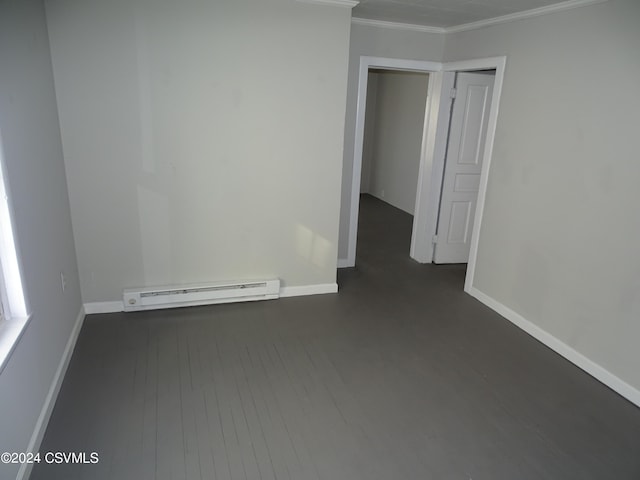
left=0, top=313, right=31, bottom=374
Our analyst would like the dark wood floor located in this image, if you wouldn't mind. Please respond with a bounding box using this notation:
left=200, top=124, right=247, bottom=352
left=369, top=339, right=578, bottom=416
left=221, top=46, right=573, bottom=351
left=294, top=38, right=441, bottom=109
left=32, top=194, right=640, bottom=479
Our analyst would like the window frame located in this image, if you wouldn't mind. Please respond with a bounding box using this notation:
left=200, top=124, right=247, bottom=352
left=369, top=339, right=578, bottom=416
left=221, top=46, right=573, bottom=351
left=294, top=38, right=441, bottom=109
left=0, top=132, right=30, bottom=373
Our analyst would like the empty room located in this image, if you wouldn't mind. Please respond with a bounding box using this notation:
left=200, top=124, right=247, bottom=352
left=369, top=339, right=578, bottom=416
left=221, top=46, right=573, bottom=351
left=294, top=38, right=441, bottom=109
left=0, top=0, right=639, bottom=479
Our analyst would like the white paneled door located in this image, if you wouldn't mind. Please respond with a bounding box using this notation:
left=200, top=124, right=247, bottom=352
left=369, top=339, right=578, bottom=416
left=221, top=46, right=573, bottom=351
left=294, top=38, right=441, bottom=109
left=434, top=72, right=494, bottom=264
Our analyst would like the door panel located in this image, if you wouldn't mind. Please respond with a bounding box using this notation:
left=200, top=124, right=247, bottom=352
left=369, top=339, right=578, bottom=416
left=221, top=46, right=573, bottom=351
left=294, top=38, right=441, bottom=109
left=453, top=173, right=481, bottom=192
left=458, top=85, right=492, bottom=165
left=447, top=201, right=472, bottom=243
left=434, top=72, right=495, bottom=264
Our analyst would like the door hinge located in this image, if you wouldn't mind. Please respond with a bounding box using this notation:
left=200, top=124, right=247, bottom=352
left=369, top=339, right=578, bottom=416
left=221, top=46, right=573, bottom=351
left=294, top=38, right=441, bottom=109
left=432, top=234, right=438, bottom=245
left=449, top=88, right=457, bottom=99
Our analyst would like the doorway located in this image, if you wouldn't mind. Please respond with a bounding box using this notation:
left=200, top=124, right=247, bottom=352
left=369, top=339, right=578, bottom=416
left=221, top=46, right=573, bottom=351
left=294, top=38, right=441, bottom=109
left=433, top=70, right=496, bottom=264
left=359, top=68, right=430, bottom=260
left=342, top=56, right=507, bottom=294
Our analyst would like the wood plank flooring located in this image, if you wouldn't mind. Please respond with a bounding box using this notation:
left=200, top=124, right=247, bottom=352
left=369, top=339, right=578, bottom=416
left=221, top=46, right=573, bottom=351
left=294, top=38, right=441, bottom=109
left=31, top=194, right=640, bottom=479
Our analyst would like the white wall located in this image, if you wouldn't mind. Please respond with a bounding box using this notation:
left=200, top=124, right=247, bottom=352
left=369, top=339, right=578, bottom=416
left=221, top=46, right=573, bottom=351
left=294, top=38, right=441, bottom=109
left=0, top=0, right=82, bottom=477
left=360, top=72, right=378, bottom=194
left=445, top=0, right=640, bottom=393
left=364, top=70, right=428, bottom=214
left=45, top=0, right=352, bottom=303
left=339, top=22, right=444, bottom=259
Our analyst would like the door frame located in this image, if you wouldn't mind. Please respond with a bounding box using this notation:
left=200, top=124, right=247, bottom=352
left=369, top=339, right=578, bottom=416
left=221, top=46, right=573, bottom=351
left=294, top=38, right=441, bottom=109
left=343, top=55, right=506, bottom=294
left=442, top=57, right=506, bottom=292
left=345, top=56, right=441, bottom=267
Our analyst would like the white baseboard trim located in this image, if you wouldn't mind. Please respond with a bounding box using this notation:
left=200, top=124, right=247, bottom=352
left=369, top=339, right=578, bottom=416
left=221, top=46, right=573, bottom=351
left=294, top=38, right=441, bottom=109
left=337, top=258, right=353, bottom=268
left=83, top=301, right=124, bottom=314
left=17, top=306, right=86, bottom=480
left=468, top=286, right=640, bottom=408
left=280, top=283, right=338, bottom=298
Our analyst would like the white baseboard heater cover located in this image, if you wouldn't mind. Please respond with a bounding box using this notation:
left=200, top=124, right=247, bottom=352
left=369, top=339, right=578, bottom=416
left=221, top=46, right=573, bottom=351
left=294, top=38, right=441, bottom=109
left=123, top=279, right=280, bottom=312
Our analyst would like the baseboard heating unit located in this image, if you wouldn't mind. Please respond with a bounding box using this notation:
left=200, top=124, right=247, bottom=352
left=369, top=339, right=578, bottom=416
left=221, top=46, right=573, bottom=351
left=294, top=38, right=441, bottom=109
left=123, top=279, right=280, bottom=312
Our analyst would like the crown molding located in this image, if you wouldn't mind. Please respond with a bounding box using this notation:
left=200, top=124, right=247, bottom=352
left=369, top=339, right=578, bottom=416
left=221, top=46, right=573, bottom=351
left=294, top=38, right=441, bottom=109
left=351, top=17, right=445, bottom=34
left=351, top=0, right=608, bottom=34
left=446, top=0, right=609, bottom=33
left=297, top=0, right=359, bottom=8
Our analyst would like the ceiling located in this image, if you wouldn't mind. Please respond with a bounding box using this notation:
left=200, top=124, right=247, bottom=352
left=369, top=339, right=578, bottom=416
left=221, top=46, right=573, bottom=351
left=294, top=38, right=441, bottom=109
left=352, top=0, right=576, bottom=28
